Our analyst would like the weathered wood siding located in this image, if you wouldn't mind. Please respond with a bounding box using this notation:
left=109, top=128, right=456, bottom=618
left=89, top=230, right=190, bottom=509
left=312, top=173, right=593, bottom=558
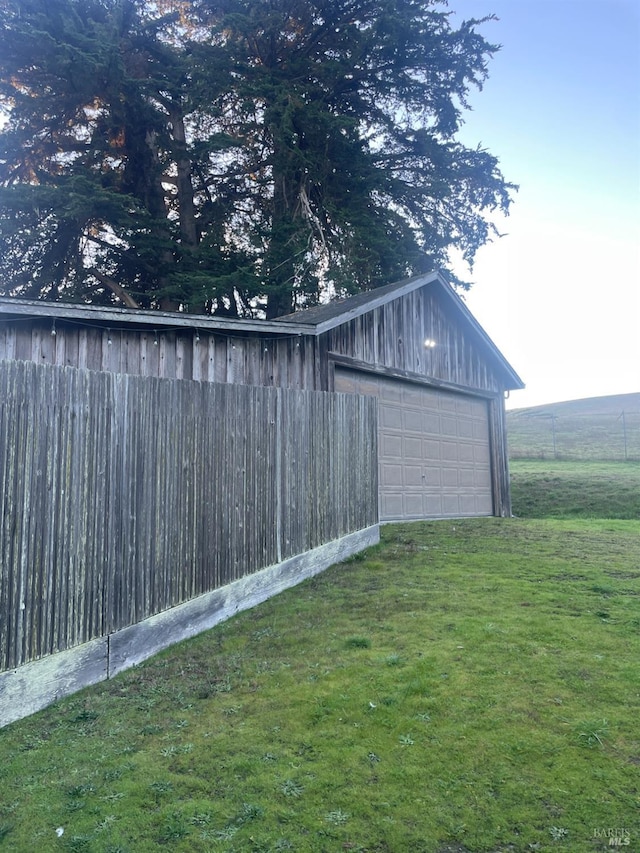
left=0, top=286, right=509, bottom=394
left=323, top=287, right=513, bottom=516
left=0, top=359, right=377, bottom=672
left=325, top=286, right=505, bottom=393
left=0, top=320, right=318, bottom=389
left=487, top=396, right=512, bottom=517
left=0, top=285, right=516, bottom=528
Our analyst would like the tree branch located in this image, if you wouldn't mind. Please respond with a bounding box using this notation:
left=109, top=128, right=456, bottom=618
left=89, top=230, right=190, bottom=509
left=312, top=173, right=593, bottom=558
left=86, top=267, right=141, bottom=309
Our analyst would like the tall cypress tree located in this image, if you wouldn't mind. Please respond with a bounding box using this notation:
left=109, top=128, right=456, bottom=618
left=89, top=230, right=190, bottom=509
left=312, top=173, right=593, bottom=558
left=0, top=0, right=514, bottom=316
left=0, top=0, right=242, bottom=311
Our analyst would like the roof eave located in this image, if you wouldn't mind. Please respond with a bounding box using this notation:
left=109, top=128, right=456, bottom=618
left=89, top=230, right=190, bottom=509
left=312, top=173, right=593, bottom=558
left=0, top=297, right=317, bottom=337
left=308, top=271, right=524, bottom=391
left=436, top=281, right=525, bottom=390
left=312, top=270, right=443, bottom=335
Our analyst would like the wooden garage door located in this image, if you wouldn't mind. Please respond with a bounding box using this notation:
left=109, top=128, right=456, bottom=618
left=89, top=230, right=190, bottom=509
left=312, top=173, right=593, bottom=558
left=334, top=368, right=494, bottom=521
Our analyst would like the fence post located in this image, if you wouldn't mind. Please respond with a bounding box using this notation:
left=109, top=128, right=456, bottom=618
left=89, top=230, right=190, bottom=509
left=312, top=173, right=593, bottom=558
left=620, top=411, right=628, bottom=461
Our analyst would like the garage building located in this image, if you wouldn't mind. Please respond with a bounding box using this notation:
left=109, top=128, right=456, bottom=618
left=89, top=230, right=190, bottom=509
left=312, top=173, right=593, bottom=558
left=279, top=271, right=524, bottom=520
left=0, top=270, right=524, bottom=521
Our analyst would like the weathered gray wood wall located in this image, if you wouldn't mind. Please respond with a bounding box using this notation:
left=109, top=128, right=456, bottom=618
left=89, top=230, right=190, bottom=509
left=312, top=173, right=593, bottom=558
left=0, top=359, right=378, bottom=673
left=325, top=286, right=507, bottom=393
left=0, top=319, right=319, bottom=389
left=0, top=286, right=517, bottom=529
left=0, top=284, right=511, bottom=395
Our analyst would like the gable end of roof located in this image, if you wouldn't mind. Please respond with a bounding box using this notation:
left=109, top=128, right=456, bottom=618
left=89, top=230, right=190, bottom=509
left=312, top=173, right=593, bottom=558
left=280, top=271, right=524, bottom=390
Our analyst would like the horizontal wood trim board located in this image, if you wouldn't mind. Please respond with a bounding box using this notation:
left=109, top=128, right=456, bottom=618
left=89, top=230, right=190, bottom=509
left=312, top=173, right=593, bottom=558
left=109, top=524, right=380, bottom=675
left=329, top=353, right=501, bottom=399
left=0, top=638, right=108, bottom=729
left=0, top=297, right=316, bottom=337
left=0, top=525, right=380, bottom=728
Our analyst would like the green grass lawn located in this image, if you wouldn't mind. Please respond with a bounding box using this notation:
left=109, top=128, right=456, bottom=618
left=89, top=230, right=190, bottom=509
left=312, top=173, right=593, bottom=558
left=510, top=460, right=640, bottom=520
left=1, top=511, right=639, bottom=852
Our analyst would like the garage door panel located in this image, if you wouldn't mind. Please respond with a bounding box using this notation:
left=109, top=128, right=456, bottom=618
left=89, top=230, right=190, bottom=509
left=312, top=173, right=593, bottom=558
left=460, top=398, right=487, bottom=417
left=442, top=467, right=459, bottom=487
left=403, top=494, right=424, bottom=517
left=439, top=396, right=458, bottom=412
left=402, top=409, right=423, bottom=432
left=425, top=495, right=444, bottom=516
left=381, top=493, right=404, bottom=518
left=475, top=468, right=492, bottom=488
left=423, top=438, right=441, bottom=458
left=335, top=373, right=357, bottom=393
left=423, top=413, right=441, bottom=434
left=382, top=434, right=403, bottom=457
left=458, top=444, right=476, bottom=463
left=442, top=494, right=461, bottom=514
left=474, top=445, right=491, bottom=463
left=458, top=494, right=479, bottom=514
left=403, top=385, right=423, bottom=403
left=354, top=376, right=381, bottom=396
left=440, top=416, right=458, bottom=436
left=402, top=437, right=423, bottom=459
left=381, top=407, right=403, bottom=429
left=404, top=466, right=425, bottom=487
left=383, top=383, right=403, bottom=403
left=476, top=494, right=494, bottom=514
left=457, top=419, right=475, bottom=440
left=474, top=421, right=489, bottom=441
left=424, top=466, right=442, bottom=486
left=334, top=368, right=493, bottom=521
left=381, top=463, right=403, bottom=487
left=441, top=442, right=460, bottom=462
left=458, top=467, right=478, bottom=487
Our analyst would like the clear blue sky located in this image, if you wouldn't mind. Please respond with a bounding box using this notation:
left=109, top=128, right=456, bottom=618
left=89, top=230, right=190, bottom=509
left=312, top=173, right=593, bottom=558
left=446, top=0, right=640, bottom=408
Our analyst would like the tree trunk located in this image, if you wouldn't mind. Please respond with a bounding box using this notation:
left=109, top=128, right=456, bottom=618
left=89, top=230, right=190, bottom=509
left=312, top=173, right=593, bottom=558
left=132, top=126, right=179, bottom=310
left=169, top=105, right=199, bottom=248
left=264, top=172, right=298, bottom=319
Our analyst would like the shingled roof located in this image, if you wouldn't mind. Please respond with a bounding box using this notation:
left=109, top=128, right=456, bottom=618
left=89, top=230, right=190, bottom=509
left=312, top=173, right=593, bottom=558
left=276, top=274, right=428, bottom=327
left=279, top=270, right=524, bottom=389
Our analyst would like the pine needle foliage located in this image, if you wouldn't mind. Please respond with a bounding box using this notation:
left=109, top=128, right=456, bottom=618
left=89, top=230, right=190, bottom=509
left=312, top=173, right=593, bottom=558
left=0, top=0, right=514, bottom=316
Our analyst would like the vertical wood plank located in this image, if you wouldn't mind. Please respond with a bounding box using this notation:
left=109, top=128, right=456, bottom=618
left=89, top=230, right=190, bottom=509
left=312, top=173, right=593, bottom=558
left=0, top=359, right=378, bottom=675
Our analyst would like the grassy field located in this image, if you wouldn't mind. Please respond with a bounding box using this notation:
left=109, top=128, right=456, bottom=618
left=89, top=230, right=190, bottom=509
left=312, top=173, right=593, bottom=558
left=510, top=459, right=640, bottom=520
left=1, top=463, right=639, bottom=853
left=507, top=393, right=640, bottom=461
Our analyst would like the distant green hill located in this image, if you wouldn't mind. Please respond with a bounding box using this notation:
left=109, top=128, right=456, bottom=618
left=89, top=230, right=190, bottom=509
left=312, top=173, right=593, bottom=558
left=507, top=393, right=640, bottom=460
left=509, top=392, right=640, bottom=418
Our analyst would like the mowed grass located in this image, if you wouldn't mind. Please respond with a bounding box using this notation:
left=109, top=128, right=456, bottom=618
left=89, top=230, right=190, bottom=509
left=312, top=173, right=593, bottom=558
left=510, top=459, right=640, bottom=520
left=1, top=514, right=639, bottom=852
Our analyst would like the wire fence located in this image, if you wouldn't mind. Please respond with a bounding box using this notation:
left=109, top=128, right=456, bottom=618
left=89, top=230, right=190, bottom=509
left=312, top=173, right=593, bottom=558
left=507, top=411, right=640, bottom=461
